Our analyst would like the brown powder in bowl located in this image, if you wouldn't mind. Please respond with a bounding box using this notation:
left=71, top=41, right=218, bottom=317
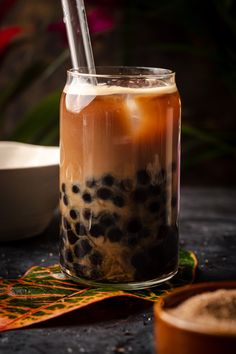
left=168, top=289, right=236, bottom=335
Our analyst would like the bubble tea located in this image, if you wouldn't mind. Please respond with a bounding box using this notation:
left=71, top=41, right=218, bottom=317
left=59, top=67, right=181, bottom=289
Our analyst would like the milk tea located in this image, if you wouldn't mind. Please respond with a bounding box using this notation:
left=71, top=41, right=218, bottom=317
left=59, top=68, right=181, bottom=289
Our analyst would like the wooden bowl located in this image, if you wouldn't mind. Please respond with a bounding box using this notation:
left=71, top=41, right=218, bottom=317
left=154, top=281, right=236, bottom=354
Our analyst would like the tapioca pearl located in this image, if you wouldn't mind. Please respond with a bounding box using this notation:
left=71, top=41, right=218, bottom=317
left=75, top=222, right=87, bottom=236
left=120, top=178, right=133, bottom=192
left=132, top=188, right=148, bottom=203
left=127, top=217, right=143, bottom=233
left=74, top=239, right=92, bottom=258
left=65, top=249, right=74, bottom=263
left=148, top=201, right=160, bottom=213
left=148, top=184, right=161, bottom=196
left=80, top=239, right=92, bottom=255
left=171, top=195, right=177, bottom=208
left=138, top=227, right=151, bottom=238
left=67, top=229, right=78, bottom=245
left=89, top=223, right=105, bottom=237
left=112, top=195, right=125, bottom=208
left=63, top=194, right=69, bottom=206
left=82, top=192, right=92, bottom=203
left=102, top=174, right=115, bottom=187
left=86, top=178, right=97, bottom=188
left=72, top=184, right=80, bottom=194
left=127, top=235, right=138, bottom=246
left=137, top=169, right=150, bottom=185
left=83, top=208, right=92, bottom=220
left=96, top=187, right=112, bottom=200
left=99, top=213, right=116, bottom=227
left=89, top=251, right=103, bottom=266
left=107, top=227, right=123, bottom=242
left=63, top=217, right=71, bottom=231
left=73, top=263, right=87, bottom=276
left=113, top=212, right=120, bottom=221
left=69, top=208, right=79, bottom=220
left=61, top=183, right=66, bottom=193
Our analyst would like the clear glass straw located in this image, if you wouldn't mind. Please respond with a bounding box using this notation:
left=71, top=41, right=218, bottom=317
left=61, top=0, right=96, bottom=76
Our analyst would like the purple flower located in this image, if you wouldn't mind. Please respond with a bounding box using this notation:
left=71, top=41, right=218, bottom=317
left=48, top=7, right=115, bottom=46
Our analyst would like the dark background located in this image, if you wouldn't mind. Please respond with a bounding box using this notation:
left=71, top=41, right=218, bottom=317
left=0, top=0, right=235, bottom=185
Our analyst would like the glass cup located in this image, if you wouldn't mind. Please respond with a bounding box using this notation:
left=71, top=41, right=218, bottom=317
left=59, top=67, right=181, bottom=290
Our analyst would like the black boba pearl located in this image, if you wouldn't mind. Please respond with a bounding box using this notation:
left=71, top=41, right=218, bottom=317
left=137, top=169, right=150, bottom=185
left=171, top=196, right=177, bottom=208
left=75, top=223, right=86, bottom=236
left=112, top=195, right=125, bottom=208
left=82, top=192, right=92, bottom=203
left=148, top=184, right=161, bottom=196
left=69, top=208, right=79, bottom=220
left=138, top=227, right=150, bottom=238
left=86, top=178, right=97, bottom=188
left=149, top=201, right=160, bottom=213
left=63, top=194, right=69, bottom=206
left=83, top=208, right=92, bottom=220
left=80, top=239, right=92, bottom=255
left=72, top=184, right=80, bottom=194
left=73, top=263, right=86, bottom=276
left=63, top=217, right=71, bottom=230
left=90, top=224, right=105, bottom=237
left=120, top=178, right=133, bottom=192
left=65, top=249, right=73, bottom=263
left=107, top=227, right=123, bottom=242
left=74, top=239, right=92, bottom=258
left=102, top=174, right=115, bottom=186
left=127, top=236, right=138, bottom=246
left=67, top=229, right=78, bottom=244
left=90, top=251, right=103, bottom=266
left=127, top=217, right=142, bottom=233
left=99, top=213, right=115, bottom=227
left=132, top=188, right=148, bottom=203
left=61, top=183, right=66, bottom=193
left=97, top=187, right=112, bottom=200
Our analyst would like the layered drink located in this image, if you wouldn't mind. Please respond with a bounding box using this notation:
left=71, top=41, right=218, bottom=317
left=59, top=67, right=181, bottom=289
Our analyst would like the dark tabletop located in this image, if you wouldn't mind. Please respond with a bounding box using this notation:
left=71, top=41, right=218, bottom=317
left=0, top=187, right=236, bottom=354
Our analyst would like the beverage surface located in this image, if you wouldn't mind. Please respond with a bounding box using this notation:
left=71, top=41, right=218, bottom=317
left=59, top=80, right=180, bottom=285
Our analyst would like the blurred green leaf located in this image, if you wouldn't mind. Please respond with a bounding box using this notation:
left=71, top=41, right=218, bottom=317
left=182, top=124, right=236, bottom=157
left=10, top=90, right=60, bottom=145
left=0, top=61, right=46, bottom=120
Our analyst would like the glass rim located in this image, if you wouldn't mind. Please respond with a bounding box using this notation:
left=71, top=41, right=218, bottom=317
left=67, top=66, right=175, bottom=79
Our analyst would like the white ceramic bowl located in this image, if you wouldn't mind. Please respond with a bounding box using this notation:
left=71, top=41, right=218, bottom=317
left=0, top=141, right=59, bottom=241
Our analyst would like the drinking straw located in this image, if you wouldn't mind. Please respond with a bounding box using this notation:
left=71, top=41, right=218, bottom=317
left=61, top=0, right=96, bottom=75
